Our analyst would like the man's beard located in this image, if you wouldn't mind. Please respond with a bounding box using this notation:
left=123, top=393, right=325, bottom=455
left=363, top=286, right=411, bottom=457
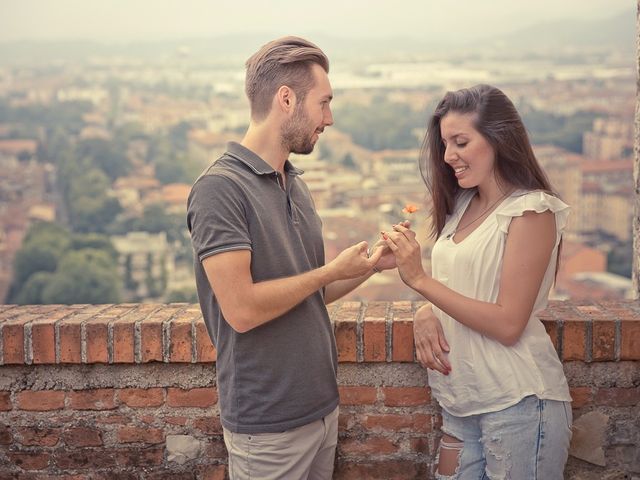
left=281, top=105, right=316, bottom=155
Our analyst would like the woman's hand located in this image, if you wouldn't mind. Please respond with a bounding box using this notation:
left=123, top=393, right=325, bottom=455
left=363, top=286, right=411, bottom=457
left=414, top=305, right=451, bottom=375
left=371, top=221, right=410, bottom=272
left=382, top=223, right=428, bottom=288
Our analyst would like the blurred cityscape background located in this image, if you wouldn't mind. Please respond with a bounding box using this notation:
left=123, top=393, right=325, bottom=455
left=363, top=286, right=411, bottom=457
left=0, top=0, right=635, bottom=305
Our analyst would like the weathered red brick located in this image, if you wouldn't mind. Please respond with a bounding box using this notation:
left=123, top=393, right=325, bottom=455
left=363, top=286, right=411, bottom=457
left=362, top=413, right=431, bottom=433
left=165, top=416, right=189, bottom=426
left=119, top=388, right=164, bottom=408
left=58, top=314, right=85, bottom=364
left=562, top=319, right=586, bottom=361
left=335, top=320, right=357, bottom=362
left=170, top=316, right=193, bottom=363
left=2, top=315, right=34, bottom=364
left=382, top=387, right=430, bottom=406
left=392, top=319, right=414, bottom=362
left=117, top=426, right=164, bottom=444
left=17, top=427, right=61, bottom=446
left=592, top=320, right=615, bottom=361
left=68, top=389, right=116, bottom=410
left=55, top=448, right=115, bottom=469
left=364, top=302, right=388, bottom=318
left=594, top=387, right=640, bottom=407
left=338, top=436, right=399, bottom=456
left=31, top=320, right=56, bottom=364
left=570, top=387, right=593, bottom=408
left=620, top=320, right=640, bottom=360
left=64, top=427, right=103, bottom=447
left=166, top=387, right=217, bottom=408
left=0, top=423, right=12, bottom=445
left=339, top=386, right=377, bottom=405
left=115, top=447, right=164, bottom=467
left=85, top=319, right=109, bottom=364
left=112, top=319, right=135, bottom=364
left=94, top=414, right=130, bottom=425
left=8, top=451, right=51, bottom=470
left=335, top=460, right=426, bottom=480
left=198, top=465, right=227, bottom=480
left=332, top=302, right=362, bottom=322
left=195, top=321, right=217, bottom=363
left=194, top=416, right=222, bottom=434
left=17, top=390, right=65, bottom=411
left=0, top=391, right=11, bottom=411
left=363, top=318, right=386, bottom=362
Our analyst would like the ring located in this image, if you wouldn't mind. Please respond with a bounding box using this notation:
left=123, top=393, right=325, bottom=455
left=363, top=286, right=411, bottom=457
left=366, top=248, right=371, bottom=258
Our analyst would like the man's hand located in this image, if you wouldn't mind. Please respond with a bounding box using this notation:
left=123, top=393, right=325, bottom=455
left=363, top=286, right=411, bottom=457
left=325, top=241, right=384, bottom=282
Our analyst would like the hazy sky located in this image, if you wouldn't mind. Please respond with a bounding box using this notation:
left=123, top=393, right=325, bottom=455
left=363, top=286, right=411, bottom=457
left=0, top=0, right=632, bottom=43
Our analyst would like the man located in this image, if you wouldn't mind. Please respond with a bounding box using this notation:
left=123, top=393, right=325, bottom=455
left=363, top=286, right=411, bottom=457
left=187, top=37, right=393, bottom=479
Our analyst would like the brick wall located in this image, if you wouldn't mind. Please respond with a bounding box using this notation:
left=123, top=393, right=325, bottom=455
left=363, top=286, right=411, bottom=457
left=0, top=301, right=638, bottom=479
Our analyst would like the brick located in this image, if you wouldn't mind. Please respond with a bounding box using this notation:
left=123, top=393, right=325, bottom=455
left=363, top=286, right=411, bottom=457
left=338, top=436, right=399, bottom=456
left=8, top=451, right=51, bottom=470
left=562, top=320, right=586, bottom=361
left=117, top=426, right=164, bottom=444
left=332, top=302, right=362, bottom=322
left=170, top=317, right=193, bottom=363
left=0, top=391, right=11, bottom=411
left=198, top=465, right=227, bottom=480
left=339, top=386, right=377, bottom=405
left=620, top=320, right=640, bottom=360
left=31, top=320, right=56, bottom=364
left=335, top=460, right=426, bottom=480
left=194, top=416, right=222, bottom=434
left=335, top=320, right=357, bottom=362
left=410, top=437, right=431, bottom=455
left=64, top=427, right=103, bottom=447
left=2, top=316, right=30, bottom=364
left=202, top=438, right=231, bottom=459
left=392, top=320, right=414, bottom=362
left=119, top=388, right=164, bottom=408
left=0, top=423, right=12, bottom=444
left=594, top=387, right=640, bottom=407
left=166, top=387, right=217, bottom=408
left=85, top=319, right=109, bottom=364
left=195, top=321, right=216, bottom=363
left=112, top=318, right=136, bottom=364
left=95, top=414, right=130, bottom=425
left=570, top=387, right=593, bottom=408
left=592, top=320, right=615, bottom=361
left=115, top=447, right=163, bottom=467
left=363, top=318, right=386, bottom=362
left=165, top=416, right=188, bottom=426
left=140, top=319, right=164, bottom=363
left=68, top=389, right=116, bottom=410
left=363, top=413, right=431, bottom=433
left=17, top=390, right=65, bottom=411
left=55, top=448, right=115, bottom=469
left=17, top=427, right=61, bottom=446
left=382, top=387, right=430, bottom=406
left=58, top=314, right=85, bottom=364
left=364, top=302, right=388, bottom=318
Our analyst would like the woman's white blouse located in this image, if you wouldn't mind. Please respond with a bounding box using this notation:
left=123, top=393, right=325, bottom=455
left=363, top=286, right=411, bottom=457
left=429, top=189, right=572, bottom=417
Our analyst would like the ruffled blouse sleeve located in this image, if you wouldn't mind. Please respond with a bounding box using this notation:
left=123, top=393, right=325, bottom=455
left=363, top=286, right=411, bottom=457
left=495, top=190, right=570, bottom=236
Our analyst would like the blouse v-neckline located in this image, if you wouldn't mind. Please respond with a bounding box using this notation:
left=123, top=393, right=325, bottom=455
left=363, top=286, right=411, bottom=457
left=449, top=190, right=513, bottom=245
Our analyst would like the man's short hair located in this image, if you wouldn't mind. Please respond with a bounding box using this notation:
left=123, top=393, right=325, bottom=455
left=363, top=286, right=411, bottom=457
left=245, top=36, right=329, bottom=121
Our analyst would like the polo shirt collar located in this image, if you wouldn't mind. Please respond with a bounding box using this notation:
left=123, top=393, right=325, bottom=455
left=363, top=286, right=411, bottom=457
left=226, top=142, right=304, bottom=176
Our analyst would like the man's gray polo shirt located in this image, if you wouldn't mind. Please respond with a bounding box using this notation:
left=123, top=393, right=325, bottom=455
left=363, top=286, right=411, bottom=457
left=187, top=142, right=339, bottom=434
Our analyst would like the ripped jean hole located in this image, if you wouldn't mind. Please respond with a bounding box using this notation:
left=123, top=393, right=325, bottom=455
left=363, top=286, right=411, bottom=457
left=484, top=435, right=510, bottom=479
left=436, top=438, right=464, bottom=479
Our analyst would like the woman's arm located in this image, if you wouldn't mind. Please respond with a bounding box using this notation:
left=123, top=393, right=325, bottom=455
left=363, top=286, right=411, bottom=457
left=384, top=211, right=556, bottom=346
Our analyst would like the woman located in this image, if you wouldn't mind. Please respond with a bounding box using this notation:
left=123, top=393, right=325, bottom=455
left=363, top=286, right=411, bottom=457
left=382, top=85, right=572, bottom=479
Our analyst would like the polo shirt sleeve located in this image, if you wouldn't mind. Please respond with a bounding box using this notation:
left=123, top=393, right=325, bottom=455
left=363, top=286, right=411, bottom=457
left=187, top=174, right=252, bottom=263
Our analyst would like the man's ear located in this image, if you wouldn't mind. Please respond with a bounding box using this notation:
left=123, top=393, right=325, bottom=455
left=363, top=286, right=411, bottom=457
left=276, top=85, right=296, bottom=113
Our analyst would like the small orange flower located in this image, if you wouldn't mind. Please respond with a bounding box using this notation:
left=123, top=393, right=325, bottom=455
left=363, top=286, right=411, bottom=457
left=402, top=204, right=419, bottom=214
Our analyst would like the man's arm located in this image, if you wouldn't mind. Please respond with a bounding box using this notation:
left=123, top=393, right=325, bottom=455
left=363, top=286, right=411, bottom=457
left=203, top=241, right=383, bottom=333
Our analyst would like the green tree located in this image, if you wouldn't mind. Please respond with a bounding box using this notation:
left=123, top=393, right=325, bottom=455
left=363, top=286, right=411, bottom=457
left=77, top=138, right=130, bottom=181
left=41, top=249, right=121, bottom=304
left=15, top=272, right=54, bottom=304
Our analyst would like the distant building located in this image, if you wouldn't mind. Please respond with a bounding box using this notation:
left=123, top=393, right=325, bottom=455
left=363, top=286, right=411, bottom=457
left=111, top=232, right=175, bottom=301
left=583, top=118, right=633, bottom=160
